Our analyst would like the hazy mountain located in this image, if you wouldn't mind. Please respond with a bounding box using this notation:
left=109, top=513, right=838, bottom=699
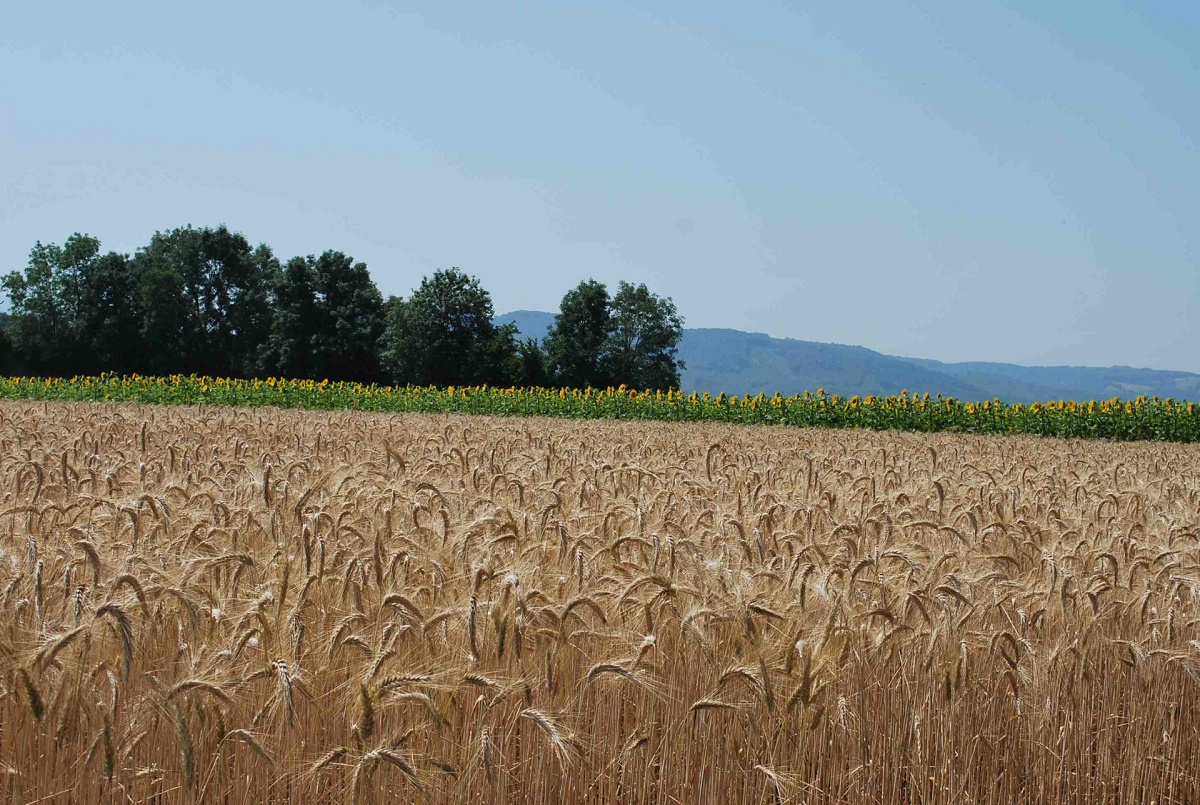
left=499, top=310, right=556, bottom=344
left=495, top=310, right=1200, bottom=402
left=894, top=357, right=1200, bottom=403
left=677, top=329, right=1064, bottom=401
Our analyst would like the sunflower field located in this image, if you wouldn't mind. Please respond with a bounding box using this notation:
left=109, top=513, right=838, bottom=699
left=1, top=374, right=1197, bottom=442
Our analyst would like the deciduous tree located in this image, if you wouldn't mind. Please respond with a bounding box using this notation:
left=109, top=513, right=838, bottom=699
left=262, top=251, right=385, bottom=382
left=603, top=281, right=685, bottom=390
left=133, top=225, right=273, bottom=376
left=543, top=279, right=612, bottom=388
left=381, top=268, right=518, bottom=386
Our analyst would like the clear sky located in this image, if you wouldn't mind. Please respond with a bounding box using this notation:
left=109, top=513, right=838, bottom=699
left=3, top=2, right=1197, bottom=370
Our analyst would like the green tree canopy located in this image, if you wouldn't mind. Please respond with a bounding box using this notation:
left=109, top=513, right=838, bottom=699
left=133, top=225, right=274, bottom=377
left=76, top=250, right=143, bottom=374
left=603, top=281, right=685, bottom=390
left=543, top=279, right=684, bottom=390
left=514, top=337, right=550, bottom=387
left=543, top=279, right=612, bottom=388
left=2, top=233, right=136, bottom=375
left=261, top=251, right=385, bottom=382
left=381, top=268, right=519, bottom=386
left=260, top=256, right=318, bottom=379
left=0, top=314, right=11, bottom=374
left=1, top=224, right=686, bottom=390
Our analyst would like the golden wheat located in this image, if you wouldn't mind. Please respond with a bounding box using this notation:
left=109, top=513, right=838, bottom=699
left=0, top=401, right=1198, bottom=803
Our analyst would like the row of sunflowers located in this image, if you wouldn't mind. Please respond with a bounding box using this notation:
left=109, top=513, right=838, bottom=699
left=1, top=374, right=1197, bottom=442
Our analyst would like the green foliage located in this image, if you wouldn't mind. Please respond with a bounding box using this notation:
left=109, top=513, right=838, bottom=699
left=2, top=235, right=153, bottom=375
left=76, top=251, right=143, bottom=374
left=543, top=280, right=684, bottom=390
left=261, top=252, right=385, bottom=382
left=604, top=281, right=685, bottom=390
left=0, top=314, right=13, bottom=374
left=515, top=338, right=550, bottom=387
left=544, top=280, right=612, bottom=388
left=261, top=256, right=320, bottom=379
left=135, top=259, right=190, bottom=376
left=2, top=234, right=105, bottom=374
left=1, top=227, right=392, bottom=382
left=3, top=377, right=1198, bottom=444
left=132, top=225, right=274, bottom=377
left=381, top=268, right=519, bottom=386
left=1, top=224, right=688, bottom=394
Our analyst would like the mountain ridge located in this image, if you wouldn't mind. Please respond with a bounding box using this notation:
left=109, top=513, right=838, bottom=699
left=496, top=310, right=1200, bottom=402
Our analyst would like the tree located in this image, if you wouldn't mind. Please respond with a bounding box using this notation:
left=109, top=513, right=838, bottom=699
left=602, top=282, right=685, bottom=390
left=260, top=257, right=319, bottom=379
left=307, top=251, right=385, bottom=382
left=76, top=250, right=143, bottom=374
left=379, top=296, right=409, bottom=380
left=381, top=268, right=519, bottom=386
left=514, top=338, right=550, bottom=387
left=2, top=233, right=114, bottom=375
left=0, top=313, right=13, bottom=375
left=135, top=257, right=191, bottom=376
left=132, top=225, right=274, bottom=377
left=261, top=251, right=385, bottom=382
left=229, top=244, right=278, bottom=376
left=543, top=279, right=612, bottom=388
left=543, top=279, right=685, bottom=390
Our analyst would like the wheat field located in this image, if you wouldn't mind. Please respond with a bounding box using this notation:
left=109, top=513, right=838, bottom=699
left=1, top=401, right=1198, bottom=804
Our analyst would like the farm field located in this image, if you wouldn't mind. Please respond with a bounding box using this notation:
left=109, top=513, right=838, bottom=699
left=1, top=401, right=1199, bottom=804
left=3, top=374, right=1200, bottom=442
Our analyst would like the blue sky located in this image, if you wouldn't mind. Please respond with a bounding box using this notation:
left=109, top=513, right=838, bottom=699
left=3, top=1, right=1197, bottom=370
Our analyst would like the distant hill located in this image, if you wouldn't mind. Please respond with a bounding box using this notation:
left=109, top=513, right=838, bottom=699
left=495, top=310, right=1200, bottom=402
left=893, top=357, right=1200, bottom=403
left=677, top=329, right=1065, bottom=402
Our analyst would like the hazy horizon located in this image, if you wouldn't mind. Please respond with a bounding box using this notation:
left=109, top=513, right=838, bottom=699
left=3, top=2, right=1197, bottom=371
left=494, top=308, right=1200, bottom=374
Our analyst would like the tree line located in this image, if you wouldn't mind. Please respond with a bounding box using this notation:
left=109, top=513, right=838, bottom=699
left=0, top=225, right=685, bottom=389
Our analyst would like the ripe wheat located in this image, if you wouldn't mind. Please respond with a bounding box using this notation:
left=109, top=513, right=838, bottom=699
left=0, top=401, right=1197, bottom=803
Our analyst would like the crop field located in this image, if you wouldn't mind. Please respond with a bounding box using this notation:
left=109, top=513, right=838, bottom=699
left=3, top=374, right=1200, bottom=442
left=1, top=401, right=1199, bottom=803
